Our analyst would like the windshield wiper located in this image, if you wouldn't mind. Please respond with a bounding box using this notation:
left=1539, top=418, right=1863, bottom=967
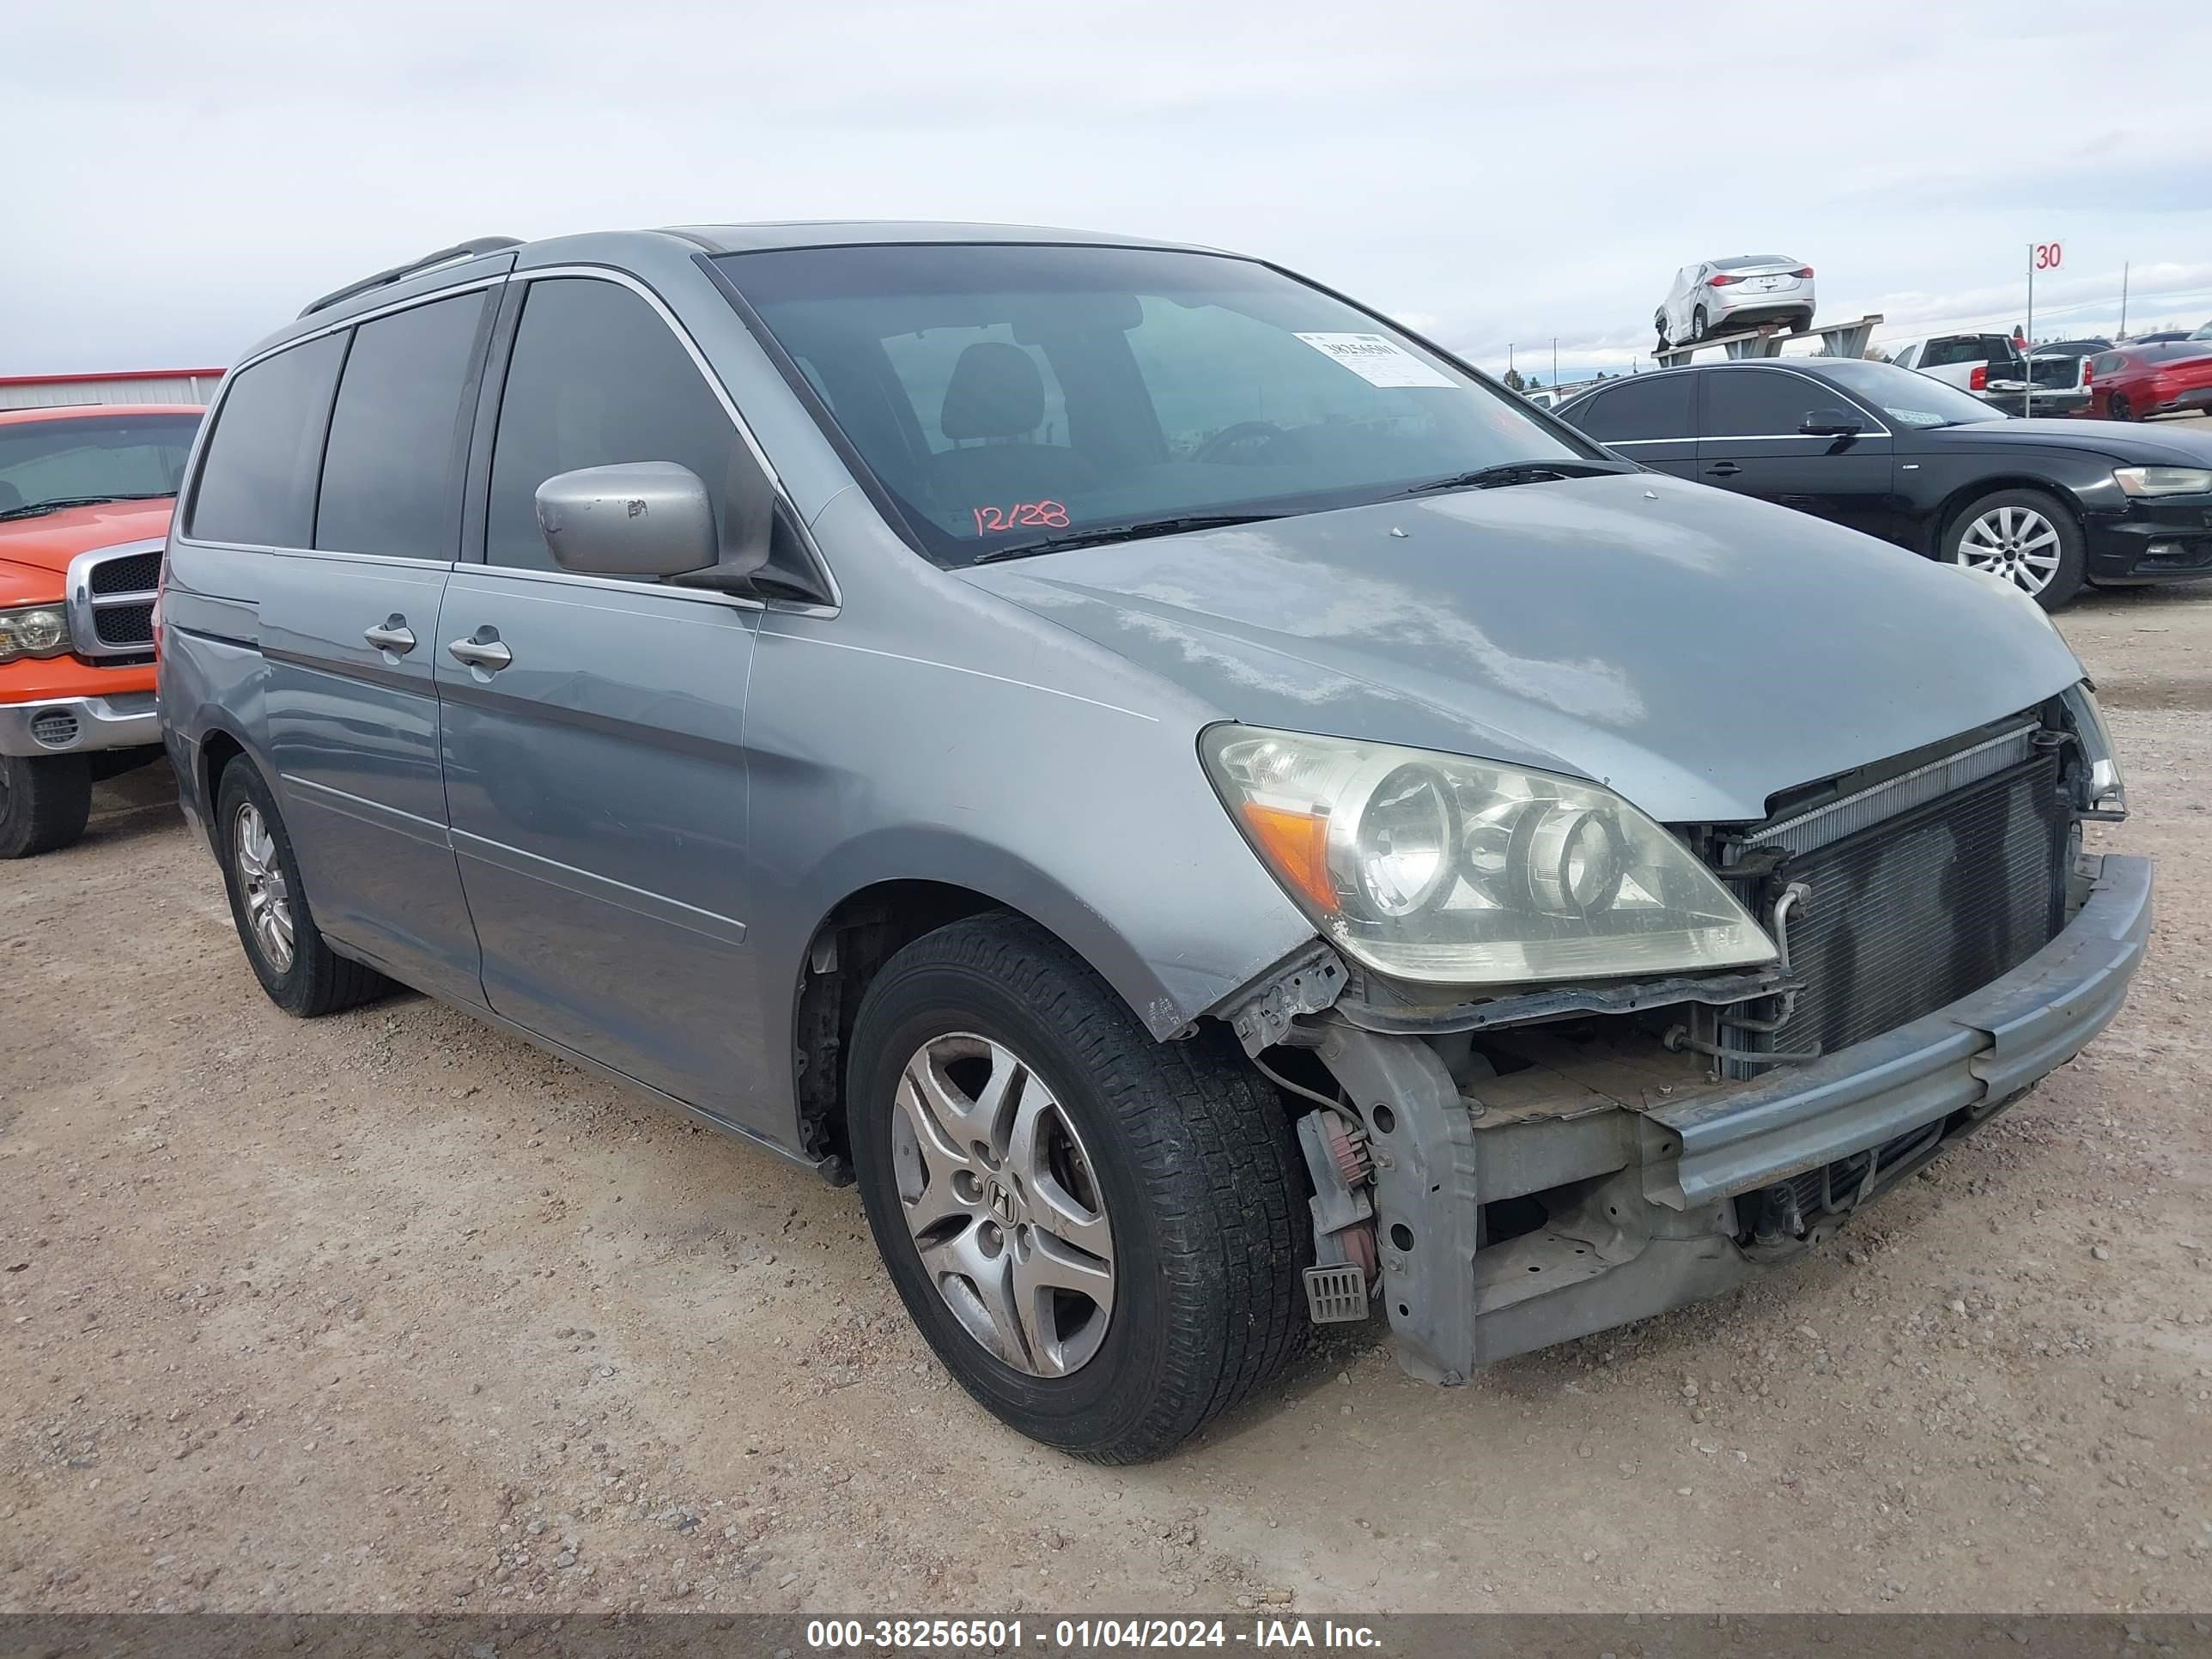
left=1395, top=459, right=1633, bottom=496
left=0, top=491, right=171, bottom=523
left=968, top=513, right=1282, bottom=564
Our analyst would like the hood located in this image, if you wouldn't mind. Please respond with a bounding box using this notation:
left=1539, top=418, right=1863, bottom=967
left=1936, top=417, right=2212, bottom=466
left=0, top=499, right=175, bottom=578
left=961, top=472, right=2082, bottom=823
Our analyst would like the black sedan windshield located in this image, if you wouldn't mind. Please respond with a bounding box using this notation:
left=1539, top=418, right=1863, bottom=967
left=1808, top=359, right=2004, bottom=428
left=715, top=244, right=1588, bottom=565
left=0, top=413, right=199, bottom=518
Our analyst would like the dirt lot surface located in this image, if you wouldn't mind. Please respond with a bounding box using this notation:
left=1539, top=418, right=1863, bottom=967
left=6, top=575, right=2212, bottom=1619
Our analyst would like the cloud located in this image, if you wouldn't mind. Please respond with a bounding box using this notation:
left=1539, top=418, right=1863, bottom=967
left=3, top=0, right=2207, bottom=376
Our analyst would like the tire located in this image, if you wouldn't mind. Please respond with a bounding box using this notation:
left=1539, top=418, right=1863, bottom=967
left=1692, top=305, right=1710, bottom=341
left=848, top=914, right=1310, bottom=1462
left=213, top=759, right=391, bottom=1017
left=1654, top=315, right=1670, bottom=351
left=2106, top=392, right=2136, bottom=422
left=0, top=752, right=91, bottom=859
left=1944, top=487, right=2087, bottom=611
left=1790, top=313, right=1812, bottom=334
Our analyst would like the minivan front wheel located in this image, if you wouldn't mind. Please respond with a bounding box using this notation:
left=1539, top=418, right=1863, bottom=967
left=214, top=761, right=391, bottom=1017
left=848, top=915, right=1309, bottom=1462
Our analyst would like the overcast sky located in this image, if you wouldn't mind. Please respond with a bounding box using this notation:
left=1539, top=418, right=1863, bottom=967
left=9, top=1, right=2210, bottom=383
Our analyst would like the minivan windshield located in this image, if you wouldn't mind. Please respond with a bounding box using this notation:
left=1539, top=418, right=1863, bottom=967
left=714, top=244, right=1601, bottom=566
left=1803, top=359, right=2005, bottom=428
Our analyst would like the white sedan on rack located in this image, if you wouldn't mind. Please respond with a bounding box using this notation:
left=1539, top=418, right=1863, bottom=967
left=1655, top=256, right=1817, bottom=347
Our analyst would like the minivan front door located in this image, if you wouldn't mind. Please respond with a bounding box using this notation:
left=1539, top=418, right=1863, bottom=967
left=436, top=274, right=769, bottom=1119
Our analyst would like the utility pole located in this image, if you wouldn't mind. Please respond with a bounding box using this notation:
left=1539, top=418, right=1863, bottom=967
left=1551, top=337, right=1558, bottom=387
left=2024, top=243, right=2034, bottom=420
left=2119, top=263, right=2130, bottom=338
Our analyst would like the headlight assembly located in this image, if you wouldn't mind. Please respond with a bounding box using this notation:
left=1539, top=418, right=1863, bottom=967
left=1200, top=725, right=1777, bottom=987
left=0, top=605, right=72, bottom=663
left=2061, top=681, right=2126, bottom=819
left=2113, top=465, right=2212, bottom=497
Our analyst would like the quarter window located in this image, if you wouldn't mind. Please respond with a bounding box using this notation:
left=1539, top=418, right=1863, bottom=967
left=1567, top=375, right=1693, bottom=442
left=315, top=291, right=488, bottom=559
left=186, top=335, right=347, bottom=547
left=485, top=279, right=749, bottom=574
left=1702, top=371, right=1825, bottom=438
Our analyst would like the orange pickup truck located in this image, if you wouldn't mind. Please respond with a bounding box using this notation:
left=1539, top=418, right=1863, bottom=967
left=0, top=404, right=203, bottom=856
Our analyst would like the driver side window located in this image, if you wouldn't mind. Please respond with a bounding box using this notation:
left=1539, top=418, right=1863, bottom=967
left=484, top=277, right=754, bottom=578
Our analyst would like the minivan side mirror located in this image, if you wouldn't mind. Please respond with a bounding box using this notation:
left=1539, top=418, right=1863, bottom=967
left=1801, top=408, right=1866, bottom=437
left=534, top=462, right=767, bottom=585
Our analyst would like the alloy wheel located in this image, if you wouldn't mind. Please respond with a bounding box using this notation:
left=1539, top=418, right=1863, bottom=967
left=232, top=801, right=296, bottom=972
left=889, top=1031, right=1115, bottom=1377
left=1957, top=504, right=2063, bottom=596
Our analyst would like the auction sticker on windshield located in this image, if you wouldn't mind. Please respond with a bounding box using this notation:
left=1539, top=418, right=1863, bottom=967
left=1294, top=331, right=1455, bottom=388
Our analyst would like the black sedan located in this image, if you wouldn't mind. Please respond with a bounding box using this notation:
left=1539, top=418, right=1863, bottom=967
left=1557, top=356, right=2212, bottom=607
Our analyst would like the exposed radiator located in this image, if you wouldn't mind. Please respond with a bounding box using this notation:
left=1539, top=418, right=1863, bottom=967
left=1768, top=750, right=2070, bottom=1060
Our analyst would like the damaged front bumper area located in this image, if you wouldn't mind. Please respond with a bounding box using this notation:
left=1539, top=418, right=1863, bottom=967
left=1304, top=853, right=2151, bottom=1385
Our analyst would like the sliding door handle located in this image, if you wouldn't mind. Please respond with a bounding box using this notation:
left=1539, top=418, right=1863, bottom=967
left=362, top=617, right=416, bottom=654
left=447, top=631, right=514, bottom=672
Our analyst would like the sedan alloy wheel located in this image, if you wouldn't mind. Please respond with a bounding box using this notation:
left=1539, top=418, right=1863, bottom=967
left=1956, top=503, right=2064, bottom=597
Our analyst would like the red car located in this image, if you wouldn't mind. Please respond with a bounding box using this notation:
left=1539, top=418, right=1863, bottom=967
left=2087, top=343, right=2212, bottom=422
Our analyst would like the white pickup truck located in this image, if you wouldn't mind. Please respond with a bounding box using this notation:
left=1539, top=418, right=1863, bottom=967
left=1887, top=333, right=2089, bottom=416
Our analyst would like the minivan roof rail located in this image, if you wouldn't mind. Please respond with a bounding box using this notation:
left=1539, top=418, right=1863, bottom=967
left=298, top=237, right=524, bottom=319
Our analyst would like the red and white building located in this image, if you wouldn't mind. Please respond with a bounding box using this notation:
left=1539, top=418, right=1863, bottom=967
left=0, top=368, right=225, bottom=411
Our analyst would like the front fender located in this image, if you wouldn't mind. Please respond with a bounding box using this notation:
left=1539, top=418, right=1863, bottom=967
left=777, top=823, right=1313, bottom=1042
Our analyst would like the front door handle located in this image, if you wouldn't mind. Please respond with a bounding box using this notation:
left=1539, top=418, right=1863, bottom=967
left=447, top=629, right=514, bottom=672
left=1704, top=461, right=1743, bottom=477
left=363, top=617, right=416, bottom=655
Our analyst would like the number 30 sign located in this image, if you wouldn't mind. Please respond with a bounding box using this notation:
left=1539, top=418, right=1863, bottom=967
left=2033, top=242, right=2063, bottom=270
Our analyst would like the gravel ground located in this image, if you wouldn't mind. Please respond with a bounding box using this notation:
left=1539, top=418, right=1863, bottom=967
left=4, top=575, right=2210, bottom=1619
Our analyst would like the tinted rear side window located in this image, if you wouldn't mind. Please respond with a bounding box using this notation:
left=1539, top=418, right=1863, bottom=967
left=1703, top=370, right=1826, bottom=437
left=485, top=278, right=743, bottom=573
left=1568, top=375, right=1693, bottom=441
left=315, top=291, right=488, bottom=559
left=187, top=335, right=346, bottom=546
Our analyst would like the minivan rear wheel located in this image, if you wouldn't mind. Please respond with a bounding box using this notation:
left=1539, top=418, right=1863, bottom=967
left=847, top=914, right=1309, bottom=1462
left=0, top=752, right=92, bottom=859
left=214, top=761, right=392, bottom=1017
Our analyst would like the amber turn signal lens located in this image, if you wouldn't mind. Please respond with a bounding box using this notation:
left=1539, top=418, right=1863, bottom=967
left=1238, top=802, right=1339, bottom=915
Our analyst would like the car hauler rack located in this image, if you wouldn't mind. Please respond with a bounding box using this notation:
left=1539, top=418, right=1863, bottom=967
left=1655, top=313, right=1883, bottom=368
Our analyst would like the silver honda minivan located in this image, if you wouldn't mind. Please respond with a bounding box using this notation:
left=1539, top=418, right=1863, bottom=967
left=160, top=224, right=2149, bottom=1462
